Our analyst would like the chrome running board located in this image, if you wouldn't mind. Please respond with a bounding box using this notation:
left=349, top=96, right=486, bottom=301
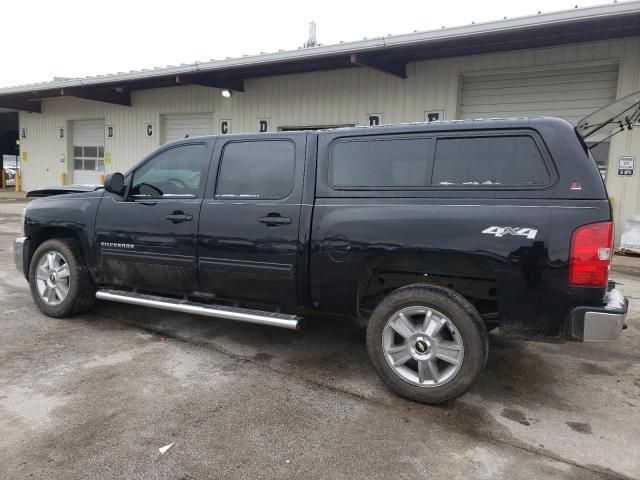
left=96, top=289, right=303, bottom=330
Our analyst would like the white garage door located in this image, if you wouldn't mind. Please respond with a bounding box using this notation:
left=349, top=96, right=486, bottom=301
left=72, top=119, right=104, bottom=185
left=459, top=64, right=619, bottom=126
left=162, top=113, right=214, bottom=143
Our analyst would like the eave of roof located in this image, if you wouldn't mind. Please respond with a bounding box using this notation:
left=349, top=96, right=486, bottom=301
left=1, top=1, right=639, bottom=111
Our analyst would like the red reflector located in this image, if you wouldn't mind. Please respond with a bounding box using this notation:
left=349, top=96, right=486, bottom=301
left=569, top=222, right=613, bottom=287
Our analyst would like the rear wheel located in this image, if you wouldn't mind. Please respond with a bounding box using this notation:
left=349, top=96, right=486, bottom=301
left=366, top=284, right=488, bottom=404
left=29, top=238, right=96, bottom=317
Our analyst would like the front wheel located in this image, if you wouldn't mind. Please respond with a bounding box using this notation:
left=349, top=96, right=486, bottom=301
left=366, top=284, right=488, bottom=404
left=28, top=238, right=96, bottom=317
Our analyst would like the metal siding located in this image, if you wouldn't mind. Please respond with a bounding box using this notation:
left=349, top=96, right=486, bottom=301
left=602, top=39, right=640, bottom=245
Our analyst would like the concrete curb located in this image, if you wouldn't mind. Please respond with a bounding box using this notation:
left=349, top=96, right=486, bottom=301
left=0, top=191, right=27, bottom=200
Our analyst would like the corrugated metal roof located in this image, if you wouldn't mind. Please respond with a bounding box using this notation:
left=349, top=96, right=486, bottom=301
left=1, top=1, right=639, bottom=96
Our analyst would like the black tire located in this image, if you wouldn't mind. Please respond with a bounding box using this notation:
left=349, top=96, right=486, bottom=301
left=28, top=238, right=96, bottom=317
left=366, top=284, right=488, bottom=404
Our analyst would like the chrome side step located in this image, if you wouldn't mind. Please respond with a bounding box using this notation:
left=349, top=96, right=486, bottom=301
left=96, top=289, right=303, bottom=330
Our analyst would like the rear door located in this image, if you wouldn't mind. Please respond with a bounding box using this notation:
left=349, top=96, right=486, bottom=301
left=197, top=133, right=307, bottom=307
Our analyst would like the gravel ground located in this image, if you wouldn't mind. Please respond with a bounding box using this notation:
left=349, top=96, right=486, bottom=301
left=1, top=198, right=639, bottom=480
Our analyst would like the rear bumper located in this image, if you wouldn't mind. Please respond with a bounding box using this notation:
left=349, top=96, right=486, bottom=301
left=568, top=288, right=628, bottom=342
left=13, top=236, right=29, bottom=278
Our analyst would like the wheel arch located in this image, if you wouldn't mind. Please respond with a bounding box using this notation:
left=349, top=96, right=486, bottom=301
left=357, top=266, right=498, bottom=325
left=27, top=226, right=95, bottom=281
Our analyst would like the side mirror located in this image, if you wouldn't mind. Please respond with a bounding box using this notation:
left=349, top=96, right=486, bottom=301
left=104, top=172, right=125, bottom=195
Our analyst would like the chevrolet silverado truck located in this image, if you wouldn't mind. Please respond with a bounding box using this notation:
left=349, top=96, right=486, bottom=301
left=14, top=116, right=630, bottom=403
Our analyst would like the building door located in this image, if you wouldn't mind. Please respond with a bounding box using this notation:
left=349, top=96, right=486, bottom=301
left=162, top=113, right=214, bottom=143
left=459, top=64, right=619, bottom=125
left=72, top=119, right=105, bottom=185
left=197, top=133, right=307, bottom=307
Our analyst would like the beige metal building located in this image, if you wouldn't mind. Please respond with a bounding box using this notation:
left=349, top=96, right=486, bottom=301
left=1, top=2, right=640, bottom=243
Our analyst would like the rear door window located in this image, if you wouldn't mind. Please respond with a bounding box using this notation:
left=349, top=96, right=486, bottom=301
left=432, top=135, right=550, bottom=186
left=216, top=140, right=295, bottom=199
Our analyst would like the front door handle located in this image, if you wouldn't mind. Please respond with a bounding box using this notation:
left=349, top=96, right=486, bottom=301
left=259, top=214, right=292, bottom=226
left=165, top=212, right=193, bottom=224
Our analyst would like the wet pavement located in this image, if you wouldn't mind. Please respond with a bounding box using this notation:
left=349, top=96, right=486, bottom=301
left=1, top=199, right=639, bottom=479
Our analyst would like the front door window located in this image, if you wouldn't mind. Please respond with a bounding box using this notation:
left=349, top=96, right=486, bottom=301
left=130, top=144, right=208, bottom=198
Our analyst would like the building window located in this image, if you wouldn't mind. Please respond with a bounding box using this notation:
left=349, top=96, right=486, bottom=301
left=73, top=146, right=105, bottom=172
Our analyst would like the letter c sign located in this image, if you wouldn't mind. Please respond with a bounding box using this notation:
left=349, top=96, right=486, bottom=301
left=145, top=123, right=154, bottom=137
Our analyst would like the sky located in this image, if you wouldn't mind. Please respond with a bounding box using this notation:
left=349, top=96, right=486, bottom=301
left=0, top=0, right=624, bottom=88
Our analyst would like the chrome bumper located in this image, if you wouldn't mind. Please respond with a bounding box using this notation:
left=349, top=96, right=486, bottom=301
left=14, top=236, right=28, bottom=276
left=569, top=288, right=628, bottom=342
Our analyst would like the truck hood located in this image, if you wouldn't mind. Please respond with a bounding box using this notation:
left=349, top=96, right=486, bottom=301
left=26, top=184, right=104, bottom=198
left=576, top=89, right=640, bottom=142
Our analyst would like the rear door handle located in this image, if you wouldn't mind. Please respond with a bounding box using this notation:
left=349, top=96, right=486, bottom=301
left=259, top=215, right=292, bottom=226
left=165, top=212, right=193, bottom=223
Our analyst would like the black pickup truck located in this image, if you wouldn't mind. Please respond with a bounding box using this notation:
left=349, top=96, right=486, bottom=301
left=14, top=117, right=629, bottom=403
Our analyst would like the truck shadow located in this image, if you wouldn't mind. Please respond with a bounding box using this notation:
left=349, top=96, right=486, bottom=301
left=472, top=335, right=575, bottom=411
left=94, top=301, right=567, bottom=411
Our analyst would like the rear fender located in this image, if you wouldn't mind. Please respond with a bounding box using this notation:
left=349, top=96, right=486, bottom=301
left=356, top=250, right=497, bottom=316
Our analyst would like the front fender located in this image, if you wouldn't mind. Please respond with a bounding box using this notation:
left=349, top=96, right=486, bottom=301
left=24, top=191, right=104, bottom=274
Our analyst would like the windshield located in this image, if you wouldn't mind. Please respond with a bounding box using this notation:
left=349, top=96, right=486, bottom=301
left=577, top=89, right=640, bottom=141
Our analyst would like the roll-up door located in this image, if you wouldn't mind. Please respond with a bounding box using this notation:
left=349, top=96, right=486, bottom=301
left=162, top=113, right=214, bottom=143
left=72, top=119, right=104, bottom=185
left=459, top=64, right=619, bottom=127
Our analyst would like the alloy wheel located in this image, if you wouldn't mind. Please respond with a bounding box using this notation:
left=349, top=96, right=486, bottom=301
left=35, top=251, right=70, bottom=306
left=382, top=305, right=464, bottom=387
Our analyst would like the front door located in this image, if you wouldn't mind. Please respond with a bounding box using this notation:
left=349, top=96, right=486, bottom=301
left=94, top=141, right=212, bottom=294
left=197, top=134, right=307, bottom=307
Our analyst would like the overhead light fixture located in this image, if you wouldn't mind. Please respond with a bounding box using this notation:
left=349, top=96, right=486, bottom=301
left=221, top=89, right=232, bottom=98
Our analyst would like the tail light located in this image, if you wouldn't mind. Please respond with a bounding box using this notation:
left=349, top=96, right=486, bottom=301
left=569, top=221, right=613, bottom=287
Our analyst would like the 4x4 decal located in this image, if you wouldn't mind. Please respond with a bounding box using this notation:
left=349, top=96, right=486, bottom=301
left=482, top=226, right=538, bottom=240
